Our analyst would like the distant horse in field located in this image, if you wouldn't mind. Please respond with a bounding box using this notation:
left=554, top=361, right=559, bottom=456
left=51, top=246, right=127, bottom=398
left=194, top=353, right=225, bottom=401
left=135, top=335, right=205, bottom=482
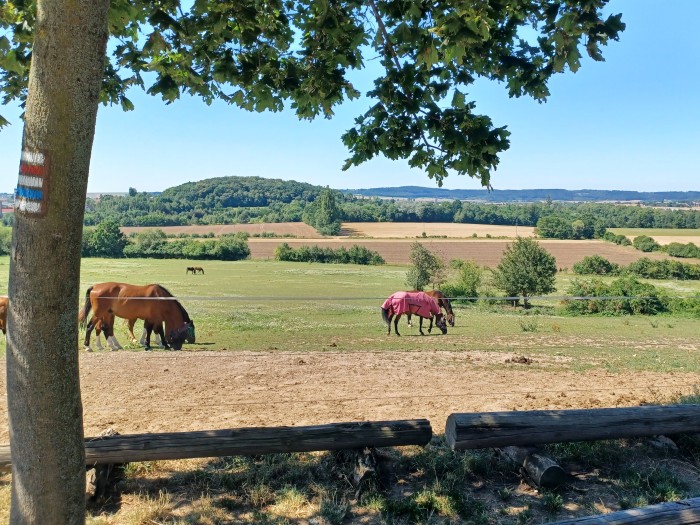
left=381, top=291, right=447, bottom=336
left=406, top=290, right=455, bottom=331
left=186, top=266, right=204, bottom=274
left=79, top=283, right=195, bottom=351
left=0, top=296, right=7, bottom=335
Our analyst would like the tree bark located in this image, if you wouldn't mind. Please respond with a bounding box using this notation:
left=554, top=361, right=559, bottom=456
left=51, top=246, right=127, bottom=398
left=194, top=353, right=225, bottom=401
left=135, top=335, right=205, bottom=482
left=7, top=1, right=109, bottom=523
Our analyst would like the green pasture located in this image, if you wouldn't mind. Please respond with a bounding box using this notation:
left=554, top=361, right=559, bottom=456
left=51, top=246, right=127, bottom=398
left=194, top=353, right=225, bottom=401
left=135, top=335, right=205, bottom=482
left=608, top=227, right=700, bottom=238
left=1, top=256, right=700, bottom=374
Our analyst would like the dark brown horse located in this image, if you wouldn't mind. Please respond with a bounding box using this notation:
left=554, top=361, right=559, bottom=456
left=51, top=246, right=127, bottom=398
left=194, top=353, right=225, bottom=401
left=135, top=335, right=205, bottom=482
left=381, top=291, right=447, bottom=336
left=79, top=283, right=195, bottom=351
left=406, top=290, right=455, bottom=331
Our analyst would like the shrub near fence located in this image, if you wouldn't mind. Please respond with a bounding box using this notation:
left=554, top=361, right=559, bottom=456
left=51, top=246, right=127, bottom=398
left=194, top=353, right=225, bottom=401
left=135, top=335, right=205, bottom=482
left=563, top=276, right=666, bottom=316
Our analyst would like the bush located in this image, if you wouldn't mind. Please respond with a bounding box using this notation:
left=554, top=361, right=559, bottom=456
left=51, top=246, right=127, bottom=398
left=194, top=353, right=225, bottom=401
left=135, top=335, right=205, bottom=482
left=0, top=227, right=11, bottom=256
left=632, top=235, right=661, bottom=252
left=603, top=231, right=632, bottom=246
left=572, top=255, right=621, bottom=275
left=562, top=276, right=666, bottom=316
left=664, top=242, right=700, bottom=258
left=274, top=243, right=384, bottom=265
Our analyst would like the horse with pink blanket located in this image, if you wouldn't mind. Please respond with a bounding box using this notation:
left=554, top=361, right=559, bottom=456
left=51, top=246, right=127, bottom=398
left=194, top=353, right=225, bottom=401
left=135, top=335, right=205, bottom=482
left=381, top=291, right=447, bottom=336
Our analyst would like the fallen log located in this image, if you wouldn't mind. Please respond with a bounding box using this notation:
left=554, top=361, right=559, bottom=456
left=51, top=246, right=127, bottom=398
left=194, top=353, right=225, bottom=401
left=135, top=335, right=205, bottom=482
left=0, top=419, right=431, bottom=470
left=445, top=404, right=700, bottom=450
left=545, top=496, right=700, bottom=524
left=499, top=446, right=566, bottom=488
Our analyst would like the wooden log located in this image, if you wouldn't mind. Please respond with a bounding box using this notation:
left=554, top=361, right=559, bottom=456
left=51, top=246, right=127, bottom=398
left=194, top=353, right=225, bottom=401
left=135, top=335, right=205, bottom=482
left=445, top=404, right=700, bottom=450
left=499, top=446, right=567, bottom=488
left=545, top=496, right=700, bottom=524
left=0, top=419, right=431, bottom=469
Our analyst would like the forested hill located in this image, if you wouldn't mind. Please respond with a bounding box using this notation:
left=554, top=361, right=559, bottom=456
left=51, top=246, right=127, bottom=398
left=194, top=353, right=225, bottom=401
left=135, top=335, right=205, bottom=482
left=79, top=175, right=700, bottom=229
left=344, top=186, right=700, bottom=203
left=160, top=176, right=323, bottom=207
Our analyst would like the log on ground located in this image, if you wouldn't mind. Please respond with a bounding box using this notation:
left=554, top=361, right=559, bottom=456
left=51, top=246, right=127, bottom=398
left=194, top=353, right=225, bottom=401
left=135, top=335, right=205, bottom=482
left=545, top=496, right=700, bottom=524
left=445, top=404, right=700, bottom=450
left=0, top=419, right=432, bottom=468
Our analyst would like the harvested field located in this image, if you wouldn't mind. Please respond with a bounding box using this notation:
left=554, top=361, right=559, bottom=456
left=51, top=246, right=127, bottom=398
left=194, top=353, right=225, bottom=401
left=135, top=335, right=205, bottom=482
left=248, top=238, right=686, bottom=267
left=340, top=222, right=535, bottom=238
left=121, top=222, right=532, bottom=239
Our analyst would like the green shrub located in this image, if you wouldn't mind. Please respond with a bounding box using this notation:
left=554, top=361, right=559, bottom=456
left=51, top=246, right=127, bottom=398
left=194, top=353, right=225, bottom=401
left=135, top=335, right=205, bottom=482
left=562, top=276, right=666, bottom=316
left=274, top=243, right=384, bottom=265
left=572, top=255, right=621, bottom=275
left=632, top=235, right=661, bottom=252
left=664, top=242, right=700, bottom=258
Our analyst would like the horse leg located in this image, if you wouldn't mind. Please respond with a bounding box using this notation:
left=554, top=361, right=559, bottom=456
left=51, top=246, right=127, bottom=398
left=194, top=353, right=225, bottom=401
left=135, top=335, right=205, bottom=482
left=128, top=318, right=138, bottom=343
left=84, top=317, right=97, bottom=352
left=104, top=317, right=123, bottom=351
left=428, top=315, right=434, bottom=334
left=406, top=313, right=412, bottom=327
left=419, top=317, right=425, bottom=336
left=394, top=314, right=401, bottom=336
left=155, top=323, right=170, bottom=349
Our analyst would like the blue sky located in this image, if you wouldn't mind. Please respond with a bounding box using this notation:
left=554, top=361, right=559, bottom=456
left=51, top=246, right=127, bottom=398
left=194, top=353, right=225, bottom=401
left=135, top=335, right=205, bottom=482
left=1, top=0, right=699, bottom=194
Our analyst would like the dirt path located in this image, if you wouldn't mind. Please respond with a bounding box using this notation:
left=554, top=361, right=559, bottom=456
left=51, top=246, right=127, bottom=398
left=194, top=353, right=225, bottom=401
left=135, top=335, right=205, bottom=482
left=1, top=350, right=693, bottom=442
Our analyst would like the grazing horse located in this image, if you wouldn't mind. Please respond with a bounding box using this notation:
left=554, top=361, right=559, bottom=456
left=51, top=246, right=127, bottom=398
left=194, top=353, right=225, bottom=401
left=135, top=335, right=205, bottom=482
left=186, top=266, right=204, bottom=274
left=0, top=296, right=7, bottom=335
left=186, top=266, right=195, bottom=274
left=92, top=317, right=166, bottom=351
left=381, top=291, right=447, bottom=336
left=406, top=290, right=455, bottom=331
left=79, top=283, right=195, bottom=351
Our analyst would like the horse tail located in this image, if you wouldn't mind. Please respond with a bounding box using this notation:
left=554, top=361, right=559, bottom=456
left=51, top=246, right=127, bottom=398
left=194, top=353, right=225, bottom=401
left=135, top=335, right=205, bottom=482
left=78, top=286, right=93, bottom=328
left=381, top=306, right=391, bottom=325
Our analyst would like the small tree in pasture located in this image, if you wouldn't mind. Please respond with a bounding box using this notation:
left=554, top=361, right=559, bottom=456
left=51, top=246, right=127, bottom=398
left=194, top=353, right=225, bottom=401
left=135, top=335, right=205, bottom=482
left=406, top=242, right=444, bottom=291
left=492, top=237, right=557, bottom=307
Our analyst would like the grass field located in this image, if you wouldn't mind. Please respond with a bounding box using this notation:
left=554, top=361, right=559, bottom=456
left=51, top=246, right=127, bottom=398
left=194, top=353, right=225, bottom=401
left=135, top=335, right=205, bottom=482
left=2, top=256, right=700, bottom=524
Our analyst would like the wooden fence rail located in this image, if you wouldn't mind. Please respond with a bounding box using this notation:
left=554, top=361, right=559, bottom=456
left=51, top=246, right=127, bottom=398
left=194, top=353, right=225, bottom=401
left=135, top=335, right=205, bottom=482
left=445, top=404, right=700, bottom=450
left=0, top=419, right=432, bottom=471
left=545, top=497, right=700, bottom=524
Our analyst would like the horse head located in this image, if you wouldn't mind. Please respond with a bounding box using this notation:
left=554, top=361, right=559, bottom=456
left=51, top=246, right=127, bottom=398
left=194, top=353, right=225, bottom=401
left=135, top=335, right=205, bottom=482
left=435, top=314, right=448, bottom=335
left=168, top=324, right=190, bottom=350
left=446, top=312, right=455, bottom=327
left=185, top=320, right=196, bottom=343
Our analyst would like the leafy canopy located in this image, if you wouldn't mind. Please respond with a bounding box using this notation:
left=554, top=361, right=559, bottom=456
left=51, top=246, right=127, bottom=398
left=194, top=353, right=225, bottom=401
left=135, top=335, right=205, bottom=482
left=492, top=236, right=557, bottom=305
left=0, top=0, right=624, bottom=186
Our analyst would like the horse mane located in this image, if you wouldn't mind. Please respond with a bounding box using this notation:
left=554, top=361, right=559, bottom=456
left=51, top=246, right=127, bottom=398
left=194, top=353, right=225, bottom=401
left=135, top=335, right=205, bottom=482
left=154, top=284, right=191, bottom=322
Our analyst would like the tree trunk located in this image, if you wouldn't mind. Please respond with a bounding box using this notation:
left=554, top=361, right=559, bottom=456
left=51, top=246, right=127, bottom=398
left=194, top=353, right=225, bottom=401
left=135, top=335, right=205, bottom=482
left=7, top=1, right=109, bottom=523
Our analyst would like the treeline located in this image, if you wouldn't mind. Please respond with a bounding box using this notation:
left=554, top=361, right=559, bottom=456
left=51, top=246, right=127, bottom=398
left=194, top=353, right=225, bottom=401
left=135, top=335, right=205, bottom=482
left=83, top=177, right=700, bottom=235
left=81, top=223, right=250, bottom=260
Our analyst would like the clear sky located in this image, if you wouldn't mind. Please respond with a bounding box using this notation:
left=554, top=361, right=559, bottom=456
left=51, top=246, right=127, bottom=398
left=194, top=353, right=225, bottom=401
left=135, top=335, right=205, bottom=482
left=1, top=0, right=698, bottom=194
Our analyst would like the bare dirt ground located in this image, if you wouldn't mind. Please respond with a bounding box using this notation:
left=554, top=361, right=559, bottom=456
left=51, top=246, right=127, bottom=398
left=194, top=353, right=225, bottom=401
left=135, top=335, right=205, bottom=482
left=0, top=350, right=693, bottom=442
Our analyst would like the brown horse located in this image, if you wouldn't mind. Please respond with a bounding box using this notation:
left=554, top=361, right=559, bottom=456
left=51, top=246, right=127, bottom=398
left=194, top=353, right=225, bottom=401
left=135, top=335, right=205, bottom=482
left=381, top=291, right=447, bottom=336
left=186, top=266, right=204, bottom=274
left=0, top=296, right=7, bottom=335
left=406, top=290, right=455, bottom=331
left=79, top=283, right=195, bottom=351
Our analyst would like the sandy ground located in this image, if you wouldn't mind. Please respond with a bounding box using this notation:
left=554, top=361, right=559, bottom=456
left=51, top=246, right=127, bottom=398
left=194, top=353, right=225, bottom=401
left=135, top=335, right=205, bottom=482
left=1, top=350, right=695, bottom=442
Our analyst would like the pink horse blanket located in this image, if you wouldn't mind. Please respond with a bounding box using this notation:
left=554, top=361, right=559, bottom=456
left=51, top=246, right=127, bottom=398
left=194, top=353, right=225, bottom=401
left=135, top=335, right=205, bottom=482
left=381, top=291, right=441, bottom=319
